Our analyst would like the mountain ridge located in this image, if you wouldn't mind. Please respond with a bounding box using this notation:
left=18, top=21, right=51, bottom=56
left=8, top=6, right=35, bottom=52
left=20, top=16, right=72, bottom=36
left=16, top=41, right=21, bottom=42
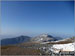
left=1, top=35, right=31, bottom=46
left=1, top=34, right=73, bottom=46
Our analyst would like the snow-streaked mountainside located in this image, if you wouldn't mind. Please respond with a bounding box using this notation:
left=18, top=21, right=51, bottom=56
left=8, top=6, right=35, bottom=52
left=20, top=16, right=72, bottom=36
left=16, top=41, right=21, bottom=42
left=45, top=37, right=75, bottom=44
left=31, top=34, right=62, bottom=43
left=55, top=37, right=75, bottom=43
left=1, top=35, right=31, bottom=46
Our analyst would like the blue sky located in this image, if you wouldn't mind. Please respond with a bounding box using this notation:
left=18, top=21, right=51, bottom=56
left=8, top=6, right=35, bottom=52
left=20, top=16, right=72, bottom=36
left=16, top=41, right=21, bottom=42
left=1, top=1, right=74, bottom=37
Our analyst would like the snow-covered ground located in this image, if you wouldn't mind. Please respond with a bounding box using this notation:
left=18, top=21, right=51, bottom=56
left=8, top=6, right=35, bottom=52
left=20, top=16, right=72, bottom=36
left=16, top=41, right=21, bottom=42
left=50, top=42, right=75, bottom=53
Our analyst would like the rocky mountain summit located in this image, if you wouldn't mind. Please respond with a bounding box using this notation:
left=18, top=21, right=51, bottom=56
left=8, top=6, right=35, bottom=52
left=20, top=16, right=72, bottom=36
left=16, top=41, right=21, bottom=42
left=31, top=34, right=60, bottom=43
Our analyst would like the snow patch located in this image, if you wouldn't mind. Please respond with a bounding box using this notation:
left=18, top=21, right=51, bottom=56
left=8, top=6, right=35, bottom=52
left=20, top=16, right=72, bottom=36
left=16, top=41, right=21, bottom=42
left=51, top=42, right=75, bottom=53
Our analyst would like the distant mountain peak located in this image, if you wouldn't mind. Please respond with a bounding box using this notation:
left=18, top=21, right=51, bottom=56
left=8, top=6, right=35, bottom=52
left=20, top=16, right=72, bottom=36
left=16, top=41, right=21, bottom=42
left=31, top=34, right=57, bottom=43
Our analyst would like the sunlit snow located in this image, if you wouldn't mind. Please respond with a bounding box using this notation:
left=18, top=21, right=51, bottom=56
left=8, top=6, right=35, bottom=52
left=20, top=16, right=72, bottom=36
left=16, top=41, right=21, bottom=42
left=51, top=42, right=75, bottom=53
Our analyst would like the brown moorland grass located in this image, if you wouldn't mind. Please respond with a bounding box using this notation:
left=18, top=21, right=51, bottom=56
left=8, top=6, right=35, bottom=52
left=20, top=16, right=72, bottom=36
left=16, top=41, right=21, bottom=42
left=1, top=45, right=41, bottom=55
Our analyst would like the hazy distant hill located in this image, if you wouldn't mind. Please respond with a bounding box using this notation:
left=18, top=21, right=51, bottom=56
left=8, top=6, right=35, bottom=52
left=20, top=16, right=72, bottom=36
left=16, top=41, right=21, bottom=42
left=31, top=34, right=62, bottom=43
left=1, top=35, right=31, bottom=46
